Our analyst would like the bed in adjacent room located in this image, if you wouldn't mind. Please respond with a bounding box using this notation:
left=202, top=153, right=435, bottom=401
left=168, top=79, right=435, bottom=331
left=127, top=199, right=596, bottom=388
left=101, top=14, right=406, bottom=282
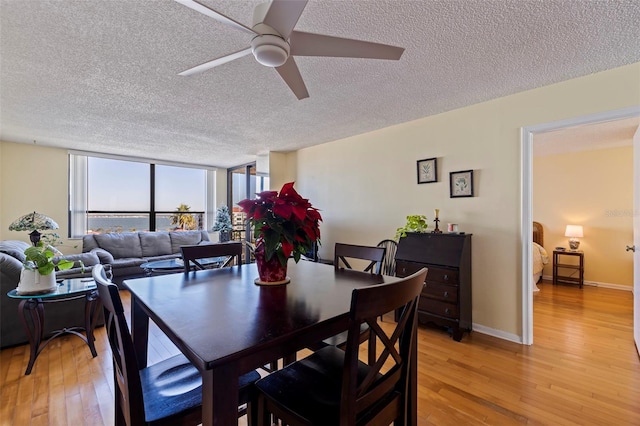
left=532, top=221, right=549, bottom=292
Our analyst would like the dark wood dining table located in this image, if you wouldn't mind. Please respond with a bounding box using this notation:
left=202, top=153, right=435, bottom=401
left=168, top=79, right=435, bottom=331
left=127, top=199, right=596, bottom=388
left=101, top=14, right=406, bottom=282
left=124, top=260, right=415, bottom=426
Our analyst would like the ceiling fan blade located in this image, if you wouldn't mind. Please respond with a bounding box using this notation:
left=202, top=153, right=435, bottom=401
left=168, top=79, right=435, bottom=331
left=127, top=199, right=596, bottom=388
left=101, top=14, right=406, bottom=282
left=290, top=31, right=405, bottom=60
left=179, top=47, right=252, bottom=76
left=174, top=0, right=257, bottom=35
left=262, top=0, right=308, bottom=39
left=275, top=57, right=309, bottom=100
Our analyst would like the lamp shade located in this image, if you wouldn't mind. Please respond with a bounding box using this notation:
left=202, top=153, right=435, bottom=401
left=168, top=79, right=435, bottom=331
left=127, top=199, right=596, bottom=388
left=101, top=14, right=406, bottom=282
left=9, top=212, right=59, bottom=246
left=564, top=225, right=583, bottom=238
left=9, top=212, right=59, bottom=232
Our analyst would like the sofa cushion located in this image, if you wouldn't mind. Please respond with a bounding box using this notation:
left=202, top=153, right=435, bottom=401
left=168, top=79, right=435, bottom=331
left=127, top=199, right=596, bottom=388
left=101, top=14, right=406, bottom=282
left=170, top=231, right=208, bottom=254
left=90, top=248, right=115, bottom=264
left=94, top=233, right=143, bottom=259
left=54, top=252, right=100, bottom=268
left=0, top=240, right=31, bottom=262
left=0, top=253, right=23, bottom=287
left=111, top=257, right=147, bottom=268
left=82, top=234, right=99, bottom=252
left=140, top=232, right=172, bottom=257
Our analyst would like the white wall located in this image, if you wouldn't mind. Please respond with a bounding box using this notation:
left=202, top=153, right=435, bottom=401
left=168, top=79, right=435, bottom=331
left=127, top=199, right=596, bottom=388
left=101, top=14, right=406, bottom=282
left=294, top=62, right=640, bottom=339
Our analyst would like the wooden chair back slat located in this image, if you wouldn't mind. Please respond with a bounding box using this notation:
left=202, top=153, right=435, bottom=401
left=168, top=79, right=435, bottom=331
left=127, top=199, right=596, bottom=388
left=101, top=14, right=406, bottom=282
left=376, top=239, right=398, bottom=276
left=334, top=243, right=386, bottom=274
left=180, top=242, right=243, bottom=272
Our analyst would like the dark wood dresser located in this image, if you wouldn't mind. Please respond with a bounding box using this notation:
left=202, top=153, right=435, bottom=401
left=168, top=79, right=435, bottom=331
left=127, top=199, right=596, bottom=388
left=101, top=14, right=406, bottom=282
left=395, top=232, right=472, bottom=341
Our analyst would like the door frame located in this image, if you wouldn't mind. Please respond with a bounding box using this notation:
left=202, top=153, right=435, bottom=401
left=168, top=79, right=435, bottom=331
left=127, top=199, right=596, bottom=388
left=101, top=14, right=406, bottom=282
left=633, top=125, right=640, bottom=355
left=521, top=105, right=640, bottom=345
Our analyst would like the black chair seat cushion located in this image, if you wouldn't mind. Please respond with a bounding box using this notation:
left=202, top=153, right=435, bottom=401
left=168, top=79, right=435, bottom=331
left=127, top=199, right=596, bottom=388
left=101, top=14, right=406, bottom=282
left=141, top=353, right=260, bottom=423
left=255, top=346, right=381, bottom=425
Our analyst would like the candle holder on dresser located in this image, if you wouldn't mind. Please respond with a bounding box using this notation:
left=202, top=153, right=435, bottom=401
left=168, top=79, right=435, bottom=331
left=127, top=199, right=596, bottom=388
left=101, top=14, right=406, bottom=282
left=432, top=217, right=442, bottom=233
left=431, top=209, right=442, bottom=233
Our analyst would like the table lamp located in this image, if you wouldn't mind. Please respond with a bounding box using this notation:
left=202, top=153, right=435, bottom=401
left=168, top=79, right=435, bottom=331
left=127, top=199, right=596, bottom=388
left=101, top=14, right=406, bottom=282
left=8, top=211, right=60, bottom=246
left=564, top=225, right=583, bottom=250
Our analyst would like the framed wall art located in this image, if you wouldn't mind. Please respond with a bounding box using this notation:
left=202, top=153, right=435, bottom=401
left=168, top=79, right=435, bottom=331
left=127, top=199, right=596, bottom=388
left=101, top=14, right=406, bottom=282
left=449, top=170, right=474, bottom=198
left=417, top=158, right=437, bottom=184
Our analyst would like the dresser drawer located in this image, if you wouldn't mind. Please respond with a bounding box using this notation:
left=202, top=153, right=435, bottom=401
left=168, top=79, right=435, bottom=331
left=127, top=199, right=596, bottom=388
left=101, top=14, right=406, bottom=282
left=423, top=282, right=458, bottom=303
left=419, top=298, right=459, bottom=319
left=396, top=261, right=458, bottom=284
left=396, top=260, right=425, bottom=277
left=426, top=267, right=458, bottom=285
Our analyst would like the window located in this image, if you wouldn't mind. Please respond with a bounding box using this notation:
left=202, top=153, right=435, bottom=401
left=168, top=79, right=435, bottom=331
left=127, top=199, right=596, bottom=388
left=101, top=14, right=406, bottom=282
left=70, top=154, right=214, bottom=236
left=227, top=163, right=269, bottom=242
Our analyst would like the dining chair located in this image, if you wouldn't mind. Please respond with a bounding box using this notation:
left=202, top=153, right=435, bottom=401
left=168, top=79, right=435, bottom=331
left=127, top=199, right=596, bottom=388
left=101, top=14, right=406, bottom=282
left=255, top=267, right=428, bottom=426
left=92, top=264, right=260, bottom=426
left=319, top=243, right=386, bottom=364
left=376, top=239, right=398, bottom=322
left=376, top=239, right=398, bottom=276
left=180, top=241, right=243, bottom=272
left=334, top=242, right=385, bottom=274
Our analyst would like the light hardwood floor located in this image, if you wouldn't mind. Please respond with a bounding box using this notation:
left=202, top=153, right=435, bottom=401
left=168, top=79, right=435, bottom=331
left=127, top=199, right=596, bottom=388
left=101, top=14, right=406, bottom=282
left=1, top=280, right=638, bottom=425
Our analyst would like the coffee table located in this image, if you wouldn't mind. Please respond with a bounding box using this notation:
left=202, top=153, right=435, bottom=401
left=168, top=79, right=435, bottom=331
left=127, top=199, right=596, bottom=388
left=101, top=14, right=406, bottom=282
left=140, top=256, right=229, bottom=275
left=7, top=278, right=101, bottom=375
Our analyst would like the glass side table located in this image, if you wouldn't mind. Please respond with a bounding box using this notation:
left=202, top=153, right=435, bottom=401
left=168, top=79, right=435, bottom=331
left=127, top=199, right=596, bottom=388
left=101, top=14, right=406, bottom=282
left=7, top=278, right=101, bottom=375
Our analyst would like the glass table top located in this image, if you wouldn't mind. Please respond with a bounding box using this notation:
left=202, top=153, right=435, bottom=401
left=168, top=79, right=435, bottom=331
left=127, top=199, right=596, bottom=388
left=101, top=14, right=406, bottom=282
left=7, top=278, right=97, bottom=299
left=140, top=256, right=228, bottom=270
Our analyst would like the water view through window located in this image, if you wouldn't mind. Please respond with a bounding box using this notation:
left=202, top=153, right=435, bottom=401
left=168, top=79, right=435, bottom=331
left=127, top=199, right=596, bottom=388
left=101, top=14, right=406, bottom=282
left=87, top=213, right=205, bottom=234
left=83, top=157, right=207, bottom=234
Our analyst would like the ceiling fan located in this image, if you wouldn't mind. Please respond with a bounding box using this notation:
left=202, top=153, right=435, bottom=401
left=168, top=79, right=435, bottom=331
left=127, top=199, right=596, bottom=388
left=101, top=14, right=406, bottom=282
left=174, top=0, right=405, bottom=100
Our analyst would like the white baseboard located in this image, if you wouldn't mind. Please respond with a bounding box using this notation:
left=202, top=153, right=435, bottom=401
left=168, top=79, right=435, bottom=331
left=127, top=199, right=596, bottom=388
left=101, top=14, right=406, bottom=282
left=540, top=275, right=632, bottom=292
left=471, top=323, right=523, bottom=344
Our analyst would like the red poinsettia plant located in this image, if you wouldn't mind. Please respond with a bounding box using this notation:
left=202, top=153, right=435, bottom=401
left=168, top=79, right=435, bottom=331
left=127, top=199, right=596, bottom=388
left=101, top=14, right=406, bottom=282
left=238, top=182, right=322, bottom=267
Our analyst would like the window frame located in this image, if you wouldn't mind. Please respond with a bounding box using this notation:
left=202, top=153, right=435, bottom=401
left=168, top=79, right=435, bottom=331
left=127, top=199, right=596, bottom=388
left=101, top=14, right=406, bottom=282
left=69, top=152, right=216, bottom=237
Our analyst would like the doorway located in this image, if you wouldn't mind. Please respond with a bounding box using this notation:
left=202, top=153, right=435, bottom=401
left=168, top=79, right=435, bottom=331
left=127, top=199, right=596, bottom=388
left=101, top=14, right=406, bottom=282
left=521, top=106, right=640, bottom=345
left=227, top=163, right=270, bottom=261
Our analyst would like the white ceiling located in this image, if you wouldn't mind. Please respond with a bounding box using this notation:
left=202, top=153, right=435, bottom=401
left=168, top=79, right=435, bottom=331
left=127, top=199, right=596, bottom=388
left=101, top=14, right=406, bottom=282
left=1, top=0, right=639, bottom=168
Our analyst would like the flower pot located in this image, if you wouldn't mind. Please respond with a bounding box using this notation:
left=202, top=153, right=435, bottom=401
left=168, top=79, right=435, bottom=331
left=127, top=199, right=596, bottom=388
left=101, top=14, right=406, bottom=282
left=219, top=231, right=231, bottom=243
left=17, top=269, right=57, bottom=295
left=254, top=242, right=290, bottom=285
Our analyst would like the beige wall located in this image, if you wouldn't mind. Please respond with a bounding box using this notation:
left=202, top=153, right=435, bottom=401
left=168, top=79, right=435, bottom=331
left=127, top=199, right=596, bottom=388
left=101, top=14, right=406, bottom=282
left=294, top=62, right=640, bottom=339
left=534, top=146, right=634, bottom=287
left=0, top=142, right=79, bottom=251
left=268, top=151, right=297, bottom=191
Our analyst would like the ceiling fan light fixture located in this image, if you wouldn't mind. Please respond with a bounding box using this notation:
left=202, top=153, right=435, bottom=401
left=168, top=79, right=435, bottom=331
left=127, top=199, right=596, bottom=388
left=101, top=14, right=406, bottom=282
left=251, top=34, right=290, bottom=67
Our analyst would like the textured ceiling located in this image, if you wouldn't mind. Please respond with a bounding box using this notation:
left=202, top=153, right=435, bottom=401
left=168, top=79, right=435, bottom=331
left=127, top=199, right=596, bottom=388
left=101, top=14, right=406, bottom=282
left=534, top=116, right=640, bottom=157
left=1, top=0, right=639, bottom=168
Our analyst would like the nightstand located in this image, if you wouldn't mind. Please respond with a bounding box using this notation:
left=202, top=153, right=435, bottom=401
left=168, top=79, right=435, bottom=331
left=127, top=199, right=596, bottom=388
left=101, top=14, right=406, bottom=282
left=552, top=250, right=584, bottom=288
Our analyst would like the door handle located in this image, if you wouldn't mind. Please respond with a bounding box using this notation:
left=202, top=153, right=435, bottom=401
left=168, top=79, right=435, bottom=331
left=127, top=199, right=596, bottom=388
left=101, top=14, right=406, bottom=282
left=626, top=245, right=636, bottom=252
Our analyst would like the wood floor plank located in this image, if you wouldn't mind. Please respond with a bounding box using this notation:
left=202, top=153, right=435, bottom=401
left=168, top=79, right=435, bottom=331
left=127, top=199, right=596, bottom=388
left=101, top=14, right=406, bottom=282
left=1, top=281, right=638, bottom=425
left=0, top=380, right=18, bottom=426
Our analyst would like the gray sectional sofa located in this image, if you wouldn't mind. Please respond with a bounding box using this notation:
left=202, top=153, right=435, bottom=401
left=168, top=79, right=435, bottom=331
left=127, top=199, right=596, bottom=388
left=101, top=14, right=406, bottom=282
left=82, top=230, right=211, bottom=286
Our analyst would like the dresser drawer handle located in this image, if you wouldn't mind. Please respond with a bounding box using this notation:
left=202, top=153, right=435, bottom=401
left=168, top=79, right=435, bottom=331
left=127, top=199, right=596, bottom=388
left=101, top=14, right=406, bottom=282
left=443, top=274, right=449, bottom=281
left=443, top=291, right=449, bottom=298
left=445, top=308, right=451, bottom=314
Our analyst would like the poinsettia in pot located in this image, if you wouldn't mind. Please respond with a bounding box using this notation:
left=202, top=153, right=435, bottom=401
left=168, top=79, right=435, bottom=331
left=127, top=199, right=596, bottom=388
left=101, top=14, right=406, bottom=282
left=239, top=182, right=322, bottom=285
